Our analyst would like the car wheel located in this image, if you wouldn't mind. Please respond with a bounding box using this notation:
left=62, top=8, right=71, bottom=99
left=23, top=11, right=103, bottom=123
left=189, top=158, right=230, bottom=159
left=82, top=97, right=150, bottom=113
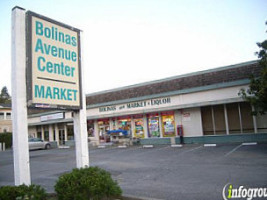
left=45, top=144, right=51, bottom=149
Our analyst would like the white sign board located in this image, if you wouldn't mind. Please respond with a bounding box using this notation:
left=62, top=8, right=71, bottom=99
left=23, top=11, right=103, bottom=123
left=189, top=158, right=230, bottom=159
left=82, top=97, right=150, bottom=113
left=40, top=112, right=64, bottom=122
left=26, top=11, right=82, bottom=110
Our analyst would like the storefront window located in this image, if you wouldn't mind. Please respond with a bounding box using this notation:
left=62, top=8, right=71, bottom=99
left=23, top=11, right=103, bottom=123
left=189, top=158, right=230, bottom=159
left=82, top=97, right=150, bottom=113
left=0, top=112, right=4, bottom=120
left=67, top=124, right=74, bottom=140
left=44, top=129, right=49, bottom=141
left=162, top=112, right=175, bottom=137
left=118, top=117, right=131, bottom=136
left=133, top=116, right=144, bottom=138
left=98, top=119, right=110, bottom=142
left=6, top=113, right=11, bottom=120
left=87, top=120, right=94, bottom=137
left=148, top=114, right=160, bottom=137
left=37, top=126, right=42, bottom=139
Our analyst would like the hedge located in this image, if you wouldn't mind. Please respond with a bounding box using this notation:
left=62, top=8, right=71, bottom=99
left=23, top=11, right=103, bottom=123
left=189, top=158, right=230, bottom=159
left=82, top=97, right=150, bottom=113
left=0, top=132, right=12, bottom=149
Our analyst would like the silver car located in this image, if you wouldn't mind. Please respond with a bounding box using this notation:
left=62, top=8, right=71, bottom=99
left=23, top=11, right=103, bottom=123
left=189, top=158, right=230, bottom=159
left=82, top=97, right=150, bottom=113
left=28, top=138, right=51, bottom=150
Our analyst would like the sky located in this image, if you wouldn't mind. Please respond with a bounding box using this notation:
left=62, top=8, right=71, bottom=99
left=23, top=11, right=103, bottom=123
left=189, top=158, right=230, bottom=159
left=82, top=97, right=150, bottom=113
left=0, top=0, right=266, bottom=95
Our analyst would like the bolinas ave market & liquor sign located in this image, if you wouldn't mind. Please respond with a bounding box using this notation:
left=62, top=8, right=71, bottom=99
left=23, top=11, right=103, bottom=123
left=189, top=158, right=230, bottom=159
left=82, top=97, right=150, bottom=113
left=26, top=11, right=82, bottom=109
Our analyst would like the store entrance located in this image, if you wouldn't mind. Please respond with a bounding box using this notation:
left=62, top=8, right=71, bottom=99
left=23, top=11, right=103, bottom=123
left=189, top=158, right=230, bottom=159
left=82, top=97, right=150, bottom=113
left=59, top=129, right=65, bottom=145
left=118, top=117, right=132, bottom=137
left=98, top=119, right=110, bottom=143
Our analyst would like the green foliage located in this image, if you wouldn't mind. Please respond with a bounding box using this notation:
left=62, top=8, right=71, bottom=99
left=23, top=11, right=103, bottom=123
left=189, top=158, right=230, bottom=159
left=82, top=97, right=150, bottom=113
left=239, top=22, right=267, bottom=115
left=0, top=132, right=12, bottom=149
left=0, top=184, right=47, bottom=200
left=54, top=166, right=122, bottom=200
left=0, top=86, right=11, bottom=104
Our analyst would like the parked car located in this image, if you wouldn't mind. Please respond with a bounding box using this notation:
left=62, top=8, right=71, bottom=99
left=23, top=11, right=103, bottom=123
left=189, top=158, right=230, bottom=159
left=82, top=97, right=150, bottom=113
left=28, top=138, right=51, bottom=150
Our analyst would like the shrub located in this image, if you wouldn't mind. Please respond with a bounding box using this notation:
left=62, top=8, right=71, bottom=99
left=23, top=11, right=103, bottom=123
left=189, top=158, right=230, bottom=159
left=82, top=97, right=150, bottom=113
left=0, top=132, right=12, bottom=149
left=55, top=166, right=122, bottom=200
left=0, top=184, right=47, bottom=200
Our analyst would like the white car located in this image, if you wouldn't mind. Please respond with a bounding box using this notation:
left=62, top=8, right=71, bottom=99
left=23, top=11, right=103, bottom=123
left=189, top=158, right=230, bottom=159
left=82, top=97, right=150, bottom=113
left=28, top=138, right=51, bottom=150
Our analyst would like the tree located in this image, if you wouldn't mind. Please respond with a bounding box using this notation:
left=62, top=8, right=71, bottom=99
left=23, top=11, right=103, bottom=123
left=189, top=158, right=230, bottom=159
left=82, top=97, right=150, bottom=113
left=0, top=86, right=11, bottom=104
left=239, top=22, right=267, bottom=115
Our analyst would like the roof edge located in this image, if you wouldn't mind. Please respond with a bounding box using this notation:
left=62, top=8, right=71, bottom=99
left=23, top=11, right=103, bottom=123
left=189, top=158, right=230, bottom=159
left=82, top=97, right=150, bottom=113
left=86, top=79, right=250, bottom=109
left=86, top=60, right=258, bottom=97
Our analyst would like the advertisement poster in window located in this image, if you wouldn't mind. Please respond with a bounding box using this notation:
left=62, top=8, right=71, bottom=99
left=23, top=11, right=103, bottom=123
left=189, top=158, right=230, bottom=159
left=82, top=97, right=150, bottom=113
left=134, top=118, right=144, bottom=138
left=148, top=114, right=160, bottom=137
left=162, top=114, right=175, bottom=137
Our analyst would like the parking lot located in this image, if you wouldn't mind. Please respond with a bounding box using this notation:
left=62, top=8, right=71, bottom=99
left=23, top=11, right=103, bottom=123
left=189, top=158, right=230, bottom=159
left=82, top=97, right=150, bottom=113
left=1, top=143, right=267, bottom=200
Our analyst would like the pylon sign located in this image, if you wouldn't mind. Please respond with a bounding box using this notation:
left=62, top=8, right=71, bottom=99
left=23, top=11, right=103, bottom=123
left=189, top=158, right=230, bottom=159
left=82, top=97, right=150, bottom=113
left=26, top=11, right=82, bottom=110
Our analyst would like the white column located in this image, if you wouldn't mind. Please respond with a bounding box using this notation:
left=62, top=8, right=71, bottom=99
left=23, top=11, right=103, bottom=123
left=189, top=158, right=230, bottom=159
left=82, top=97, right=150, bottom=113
left=94, top=120, right=99, bottom=145
left=252, top=106, right=258, bottom=133
left=55, top=124, right=59, bottom=146
left=49, top=125, right=53, bottom=141
left=211, top=106, right=216, bottom=135
left=114, top=118, right=118, bottom=129
left=109, top=118, right=113, bottom=130
left=159, top=113, right=163, bottom=138
left=131, top=116, right=135, bottom=138
left=41, top=126, right=45, bottom=140
left=238, top=103, right=243, bottom=134
left=143, top=114, right=148, bottom=138
left=175, top=110, right=181, bottom=136
left=73, top=31, right=89, bottom=168
left=11, top=6, right=31, bottom=185
left=224, top=104, right=229, bottom=135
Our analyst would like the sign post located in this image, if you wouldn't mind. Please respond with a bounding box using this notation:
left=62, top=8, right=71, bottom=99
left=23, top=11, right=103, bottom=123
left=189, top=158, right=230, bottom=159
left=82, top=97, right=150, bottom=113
left=73, top=31, right=89, bottom=167
left=11, top=6, right=31, bottom=185
left=25, top=9, right=89, bottom=168
left=11, top=6, right=89, bottom=185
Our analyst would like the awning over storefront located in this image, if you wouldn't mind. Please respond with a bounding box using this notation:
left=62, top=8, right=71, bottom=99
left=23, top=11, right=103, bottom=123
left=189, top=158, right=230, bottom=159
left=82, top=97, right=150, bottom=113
left=107, top=129, right=128, bottom=136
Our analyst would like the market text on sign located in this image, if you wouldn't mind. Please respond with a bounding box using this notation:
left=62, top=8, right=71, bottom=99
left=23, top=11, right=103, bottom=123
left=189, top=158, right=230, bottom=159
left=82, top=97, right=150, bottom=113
left=34, top=85, right=77, bottom=101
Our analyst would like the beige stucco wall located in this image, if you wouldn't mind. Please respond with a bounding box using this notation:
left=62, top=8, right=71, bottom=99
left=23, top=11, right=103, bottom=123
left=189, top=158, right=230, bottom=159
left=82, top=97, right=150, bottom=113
left=28, top=126, right=37, bottom=138
left=0, top=108, right=12, bottom=133
left=175, top=108, right=203, bottom=137
left=256, top=114, right=267, bottom=133
left=0, top=120, right=12, bottom=133
left=86, top=85, right=248, bottom=120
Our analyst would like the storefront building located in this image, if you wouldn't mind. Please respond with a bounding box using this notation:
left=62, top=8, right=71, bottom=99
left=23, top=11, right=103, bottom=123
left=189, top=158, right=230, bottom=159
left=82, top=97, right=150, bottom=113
left=27, top=60, right=267, bottom=145
left=0, top=104, right=12, bottom=133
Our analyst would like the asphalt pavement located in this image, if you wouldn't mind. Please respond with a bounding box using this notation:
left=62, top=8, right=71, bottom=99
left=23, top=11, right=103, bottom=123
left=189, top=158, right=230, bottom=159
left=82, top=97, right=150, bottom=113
left=1, top=143, right=267, bottom=200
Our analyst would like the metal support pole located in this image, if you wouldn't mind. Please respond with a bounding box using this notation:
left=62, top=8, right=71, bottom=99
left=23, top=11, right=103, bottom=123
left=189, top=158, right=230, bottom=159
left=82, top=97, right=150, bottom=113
left=49, top=125, right=54, bottom=142
left=11, top=6, right=31, bottom=185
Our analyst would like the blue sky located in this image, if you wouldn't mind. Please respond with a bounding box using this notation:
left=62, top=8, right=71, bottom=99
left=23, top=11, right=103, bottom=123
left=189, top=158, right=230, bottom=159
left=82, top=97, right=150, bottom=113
left=0, top=0, right=266, bottom=94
